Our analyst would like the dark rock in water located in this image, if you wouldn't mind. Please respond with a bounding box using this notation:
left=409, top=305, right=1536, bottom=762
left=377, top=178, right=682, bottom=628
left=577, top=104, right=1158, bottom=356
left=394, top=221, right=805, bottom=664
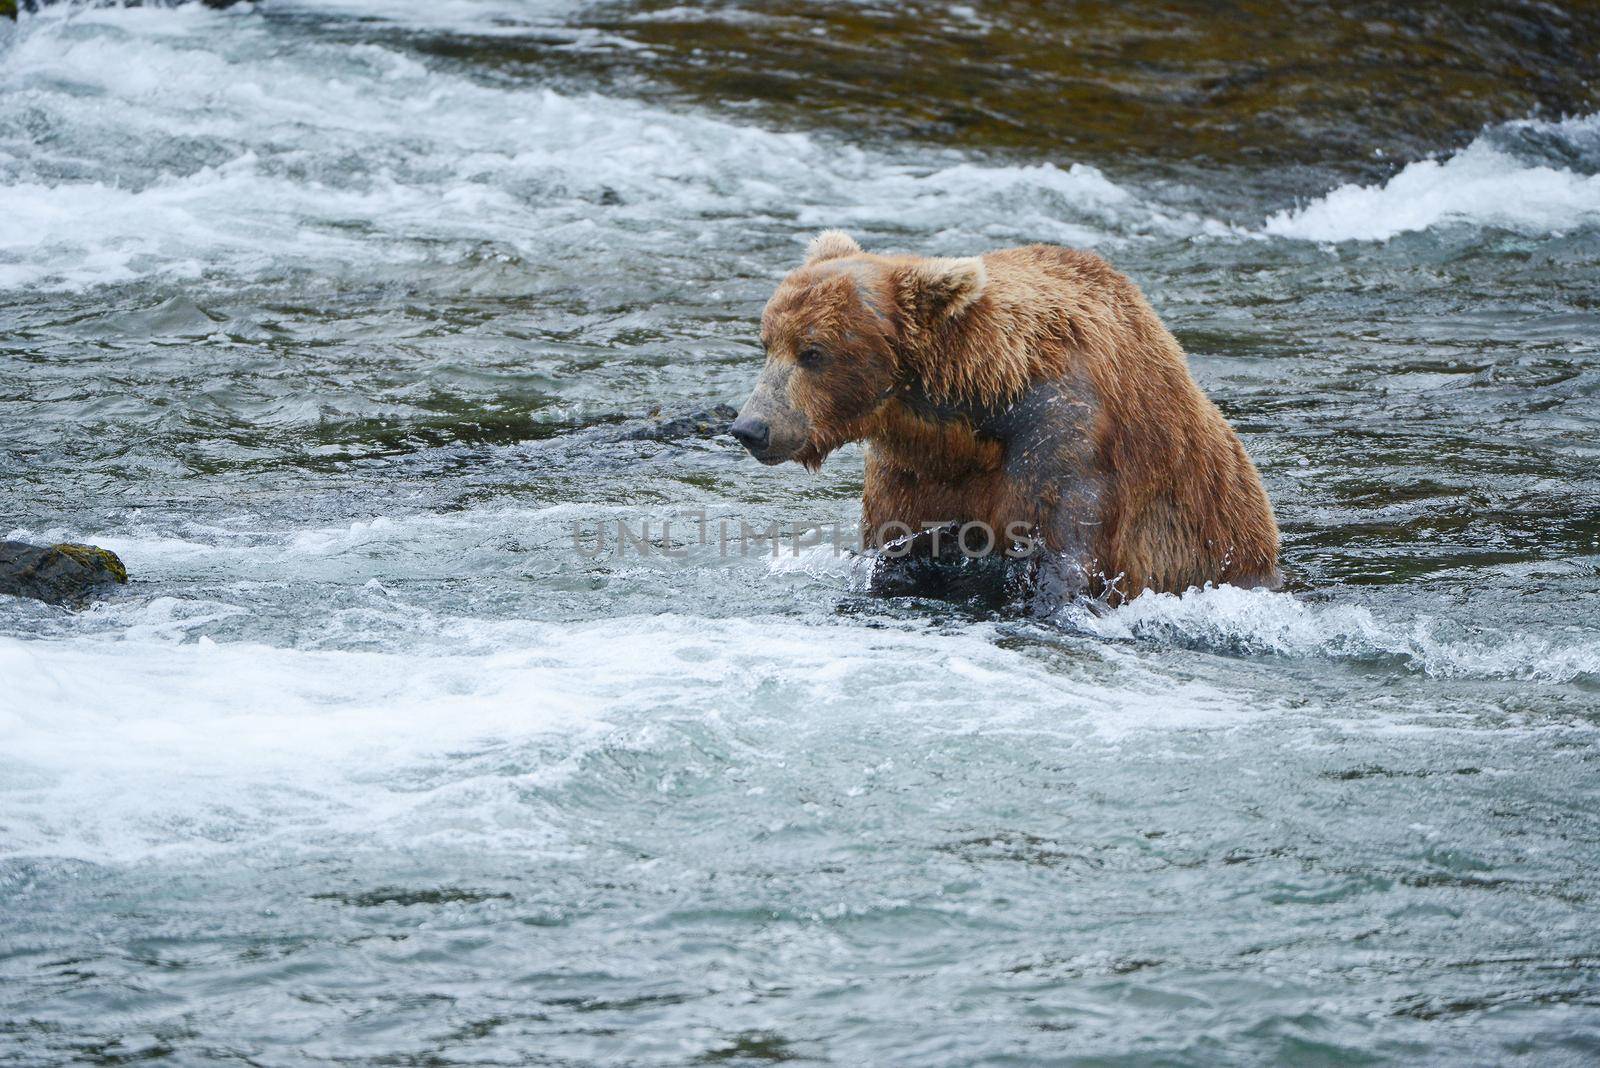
left=869, top=528, right=1032, bottom=613
left=0, top=541, right=128, bottom=607
left=596, top=403, right=739, bottom=444
left=866, top=523, right=1098, bottom=617
left=483, top=404, right=742, bottom=474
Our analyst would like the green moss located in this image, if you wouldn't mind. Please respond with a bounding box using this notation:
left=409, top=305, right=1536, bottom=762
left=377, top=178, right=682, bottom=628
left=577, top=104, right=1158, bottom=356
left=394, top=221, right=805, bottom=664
left=0, top=0, right=16, bottom=21
left=51, top=543, right=128, bottom=584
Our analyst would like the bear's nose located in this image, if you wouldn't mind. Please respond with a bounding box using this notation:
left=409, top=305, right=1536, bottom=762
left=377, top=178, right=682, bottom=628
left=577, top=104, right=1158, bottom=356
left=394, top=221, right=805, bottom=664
left=729, top=416, right=770, bottom=454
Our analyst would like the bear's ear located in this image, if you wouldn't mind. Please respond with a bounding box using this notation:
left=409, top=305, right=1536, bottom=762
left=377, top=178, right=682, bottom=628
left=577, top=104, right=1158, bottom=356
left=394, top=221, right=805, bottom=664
left=896, top=256, right=987, bottom=321
left=804, top=229, right=863, bottom=265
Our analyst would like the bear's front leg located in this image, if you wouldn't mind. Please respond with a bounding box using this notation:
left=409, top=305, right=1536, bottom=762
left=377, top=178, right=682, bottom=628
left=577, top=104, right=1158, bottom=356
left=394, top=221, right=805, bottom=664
left=859, top=448, right=919, bottom=552
left=860, top=450, right=1030, bottom=608
left=861, top=446, right=1110, bottom=612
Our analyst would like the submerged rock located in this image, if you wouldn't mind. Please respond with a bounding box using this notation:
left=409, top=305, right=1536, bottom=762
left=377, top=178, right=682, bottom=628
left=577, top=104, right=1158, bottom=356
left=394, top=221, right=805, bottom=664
left=867, top=525, right=1034, bottom=613
left=592, top=403, right=739, bottom=444
left=0, top=541, right=128, bottom=607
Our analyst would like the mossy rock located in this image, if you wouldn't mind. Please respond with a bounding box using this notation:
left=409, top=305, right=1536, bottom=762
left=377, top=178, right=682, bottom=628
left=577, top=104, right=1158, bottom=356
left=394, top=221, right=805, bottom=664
left=0, top=1, right=17, bottom=21
left=0, top=540, right=128, bottom=606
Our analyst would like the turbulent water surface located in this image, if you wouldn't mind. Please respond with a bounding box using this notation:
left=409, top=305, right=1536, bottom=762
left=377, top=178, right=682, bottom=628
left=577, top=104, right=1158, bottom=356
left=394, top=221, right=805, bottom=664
left=3, top=2, right=1600, bottom=1064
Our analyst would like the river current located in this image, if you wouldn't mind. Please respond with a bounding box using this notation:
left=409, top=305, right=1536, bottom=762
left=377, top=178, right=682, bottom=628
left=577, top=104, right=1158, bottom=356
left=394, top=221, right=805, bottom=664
left=2, top=3, right=1599, bottom=1064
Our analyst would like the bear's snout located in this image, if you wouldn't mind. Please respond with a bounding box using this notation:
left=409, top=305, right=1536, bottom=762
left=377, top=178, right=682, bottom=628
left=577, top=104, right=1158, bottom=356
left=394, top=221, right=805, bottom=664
left=732, top=362, right=813, bottom=465
left=729, top=415, right=770, bottom=455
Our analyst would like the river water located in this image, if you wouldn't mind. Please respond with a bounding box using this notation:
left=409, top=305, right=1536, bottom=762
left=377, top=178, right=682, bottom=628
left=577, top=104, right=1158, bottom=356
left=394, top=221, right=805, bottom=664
left=2, top=3, right=1599, bottom=1064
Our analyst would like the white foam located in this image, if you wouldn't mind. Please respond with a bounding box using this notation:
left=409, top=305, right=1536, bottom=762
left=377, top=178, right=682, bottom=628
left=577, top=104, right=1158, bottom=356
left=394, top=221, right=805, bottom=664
left=270, top=0, right=599, bottom=38
left=0, top=611, right=1259, bottom=864
left=15, top=508, right=1593, bottom=687
left=765, top=543, right=875, bottom=590
left=1071, top=583, right=1600, bottom=683
left=0, top=4, right=1191, bottom=292
left=9, top=503, right=668, bottom=587
left=4, top=508, right=1591, bottom=866
left=0, top=628, right=605, bottom=862
left=1264, top=116, right=1600, bottom=242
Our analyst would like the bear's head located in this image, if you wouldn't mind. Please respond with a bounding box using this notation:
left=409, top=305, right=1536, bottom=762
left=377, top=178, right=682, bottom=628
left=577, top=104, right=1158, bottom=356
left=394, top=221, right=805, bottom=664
left=730, top=230, right=987, bottom=470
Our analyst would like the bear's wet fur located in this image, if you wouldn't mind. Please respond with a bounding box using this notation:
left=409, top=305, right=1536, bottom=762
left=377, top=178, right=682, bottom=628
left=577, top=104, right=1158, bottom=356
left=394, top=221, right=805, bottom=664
left=731, top=230, right=1280, bottom=605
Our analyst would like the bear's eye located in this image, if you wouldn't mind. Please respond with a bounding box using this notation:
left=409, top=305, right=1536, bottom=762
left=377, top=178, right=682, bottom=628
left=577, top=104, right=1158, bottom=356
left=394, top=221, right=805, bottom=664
left=796, top=347, right=826, bottom=370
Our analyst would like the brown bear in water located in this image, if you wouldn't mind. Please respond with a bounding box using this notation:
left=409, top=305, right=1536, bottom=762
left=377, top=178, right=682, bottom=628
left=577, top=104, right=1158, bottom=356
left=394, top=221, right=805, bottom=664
left=729, top=230, right=1280, bottom=603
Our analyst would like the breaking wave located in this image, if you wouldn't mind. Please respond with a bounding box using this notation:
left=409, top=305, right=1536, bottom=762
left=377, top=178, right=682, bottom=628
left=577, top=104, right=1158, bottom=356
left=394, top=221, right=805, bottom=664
left=1264, top=114, right=1600, bottom=242
left=1071, top=583, right=1600, bottom=684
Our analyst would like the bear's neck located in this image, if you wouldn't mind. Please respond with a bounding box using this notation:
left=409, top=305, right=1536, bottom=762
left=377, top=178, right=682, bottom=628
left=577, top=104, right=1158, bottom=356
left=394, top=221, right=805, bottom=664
left=867, top=392, right=1007, bottom=480
left=866, top=375, right=1097, bottom=484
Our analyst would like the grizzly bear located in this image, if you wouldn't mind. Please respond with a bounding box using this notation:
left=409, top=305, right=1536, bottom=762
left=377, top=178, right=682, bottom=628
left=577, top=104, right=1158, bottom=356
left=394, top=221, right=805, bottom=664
left=729, top=231, right=1280, bottom=604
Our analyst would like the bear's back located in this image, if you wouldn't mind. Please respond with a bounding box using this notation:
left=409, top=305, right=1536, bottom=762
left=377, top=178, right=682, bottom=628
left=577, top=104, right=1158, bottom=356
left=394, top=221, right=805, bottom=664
left=972, top=244, right=1281, bottom=596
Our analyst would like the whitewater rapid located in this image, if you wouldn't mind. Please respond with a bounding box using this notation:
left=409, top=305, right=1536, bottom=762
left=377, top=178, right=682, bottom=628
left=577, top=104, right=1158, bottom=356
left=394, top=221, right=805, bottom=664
left=4, top=512, right=1595, bottom=868
left=6, top=4, right=1600, bottom=295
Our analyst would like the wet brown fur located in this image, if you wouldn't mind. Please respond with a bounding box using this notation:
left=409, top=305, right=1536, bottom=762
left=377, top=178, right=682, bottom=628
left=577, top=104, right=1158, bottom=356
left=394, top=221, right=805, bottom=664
left=752, top=231, right=1280, bottom=601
